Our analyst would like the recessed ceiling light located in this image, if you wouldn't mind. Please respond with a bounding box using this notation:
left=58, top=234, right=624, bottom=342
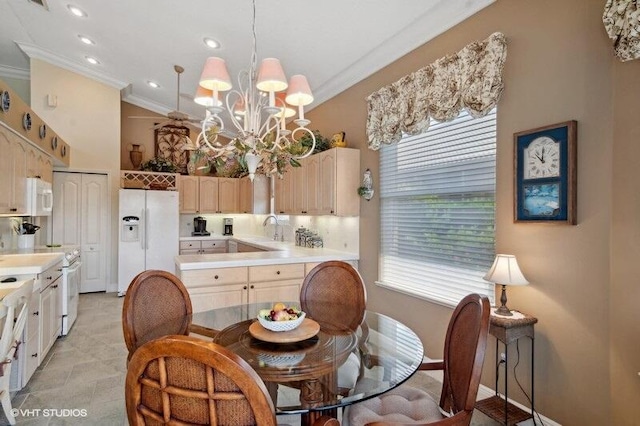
left=203, top=37, right=220, bottom=49
left=78, top=35, right=95, bottom=45
left=67, top=4, right=87, bottom=17
left=85, top=56, right=99, bottom=65
left=147, top=81, right=160, bottom=89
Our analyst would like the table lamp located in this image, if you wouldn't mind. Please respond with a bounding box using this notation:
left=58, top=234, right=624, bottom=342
left=483, top=254, right=529, bottom=316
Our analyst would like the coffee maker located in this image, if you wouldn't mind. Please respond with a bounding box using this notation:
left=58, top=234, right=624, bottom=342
left=223, top=218, right=233, bottom=236
left=192, top=216, right=210, bottom=236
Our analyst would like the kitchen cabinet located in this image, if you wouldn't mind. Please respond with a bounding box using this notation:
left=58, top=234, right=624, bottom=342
left=179, top=263, right=304, bottom=312
left=318, top=148, right=360, bottom=216
left=249, top=264, right=304, bottom=304
left=239, top=175, right=269, bottom=214
left=40, top=276, right=62, bottom=359
left=26, top=146, right=53, bottom=182
left=0, top=136, right=27, bottom=215
left=179, top=239, right=227, bottom=255
left=236, top=242, right=268, bottom=253
left=275, top=148, right=360, bottom=216
left=274, top=168, right=295, bottom=214
left=179, top=176, right=239, bottom=214
left=22, top=294, right=40, bottom=388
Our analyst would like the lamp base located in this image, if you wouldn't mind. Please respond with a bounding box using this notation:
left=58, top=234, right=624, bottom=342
left=495, top=284, right=513, bottom=316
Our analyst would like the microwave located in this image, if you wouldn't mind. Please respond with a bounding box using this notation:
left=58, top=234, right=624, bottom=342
left=25, top=178, right=53, bottom=217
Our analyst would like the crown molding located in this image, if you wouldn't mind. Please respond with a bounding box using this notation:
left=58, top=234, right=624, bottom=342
left=121, top=93, right=173, bottom=116
left=0, top=64, right=30, bottom=80
left=16, top=42, right=129, bottom=90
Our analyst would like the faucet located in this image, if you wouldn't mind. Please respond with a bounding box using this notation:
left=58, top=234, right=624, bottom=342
left=262, top=215, right=283, bottom=241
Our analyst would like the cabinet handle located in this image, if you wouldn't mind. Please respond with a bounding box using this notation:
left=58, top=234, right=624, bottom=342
left=243, top=286, right=247, bottom=290
left=10, top=208, right=17, bottom=212
left=331, top=210, right=334, bottom=214
left=250, top=285, right=254, bottom=289
left=276, top=271, right=281, bottom=275
left=47, top=276, right=52, bottom=280
left=32, top=353, right=38, bottom=358
left=33, top=311, right=39, bottom=316
left=214, top=275, right=219, bottom=280
left=53, top=284, right=58, bottom=288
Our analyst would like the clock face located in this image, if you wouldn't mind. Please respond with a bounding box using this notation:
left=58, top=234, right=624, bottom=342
left=524, top=136, right=560, bottom=179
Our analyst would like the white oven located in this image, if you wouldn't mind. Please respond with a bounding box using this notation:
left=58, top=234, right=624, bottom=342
left=61, top=248, right=81, bottom=335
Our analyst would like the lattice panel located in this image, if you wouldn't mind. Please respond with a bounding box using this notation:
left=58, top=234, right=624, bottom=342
left=120, top=171, right=180, bottom=190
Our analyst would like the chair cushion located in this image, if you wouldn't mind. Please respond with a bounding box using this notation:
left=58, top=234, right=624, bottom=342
left=347, top=384, right=444, bottom=426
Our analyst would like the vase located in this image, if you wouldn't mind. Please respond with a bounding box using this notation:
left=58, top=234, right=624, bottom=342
left=129, top=145, right=143, bottom=169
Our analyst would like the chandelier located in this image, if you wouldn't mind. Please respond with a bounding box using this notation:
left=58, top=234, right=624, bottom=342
left=193, top=0, right=316, bottom=181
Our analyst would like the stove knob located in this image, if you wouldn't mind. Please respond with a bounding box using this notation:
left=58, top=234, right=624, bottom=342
left=66, top=253, right=73, bottom=260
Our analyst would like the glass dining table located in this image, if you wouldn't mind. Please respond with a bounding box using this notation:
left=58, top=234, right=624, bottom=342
left=146, top=301, right=424, bottom=425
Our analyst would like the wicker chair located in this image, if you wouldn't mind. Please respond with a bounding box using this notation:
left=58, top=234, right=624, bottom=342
left=122, top=270, right=192, bottom=361
left=300, top=261, right=367, bottom=332
left=126, top=335, right=339, bottom=426
left=347, top=293, right=490, bottom=426
left=0, top=280, right=34, bottom=425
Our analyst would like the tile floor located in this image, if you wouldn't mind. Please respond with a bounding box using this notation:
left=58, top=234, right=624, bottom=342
left=3, top=292, right=504, bottom=425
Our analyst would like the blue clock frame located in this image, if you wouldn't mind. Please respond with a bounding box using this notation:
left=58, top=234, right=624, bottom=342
left=514, top=120, right=577, bottom=224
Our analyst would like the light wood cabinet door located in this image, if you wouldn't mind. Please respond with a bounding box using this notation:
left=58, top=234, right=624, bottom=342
left=41, top=157, right=54, bottom=183
left=319, top=149, right=337, bottom=215
left=292, top=157, right=308, bottom=214
left=199, top=177, right=219, bottom=213
left=305, top=154, right=321, bottom=215
left=10, top=140, right=28, bottom=214
left=275, top=171, right=294, bottom=214
left=249, top=279, right=302, bottom=305
left=239, top=175, right=269, bottom=214
left=179, top=176, right=199, bottom=213
left=0, top=133, right=13, bottom=213
left=26, top=145, right=38, bottom=178
left=188, top=284, right=248, bottom=313
left=218, top=178, right=239, bottom=213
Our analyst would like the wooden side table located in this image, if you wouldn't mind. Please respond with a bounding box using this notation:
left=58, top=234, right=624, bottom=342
left=475, top=311, right=538, bottom=426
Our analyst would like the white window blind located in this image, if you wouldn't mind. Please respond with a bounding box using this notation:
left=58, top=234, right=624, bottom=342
left=378, top=108, right=496, bottom=307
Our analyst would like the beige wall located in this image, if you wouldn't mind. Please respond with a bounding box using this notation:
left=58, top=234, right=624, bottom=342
left=120, top=101, right=164, bottom=170
left=30, top=59, right=121, bottom=290
left=306, top=0, right=639, bottom=424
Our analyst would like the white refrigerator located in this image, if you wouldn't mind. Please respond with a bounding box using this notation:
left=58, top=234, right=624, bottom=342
left=118, top=189, right=179, bottom=295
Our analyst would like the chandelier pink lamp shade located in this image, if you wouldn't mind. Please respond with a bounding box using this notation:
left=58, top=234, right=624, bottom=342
left=199, top=57, right=233, bottom=91
left=483, top=254, right=529, bottom=286
left=285, top=75, right=314, bottom=106
left=274, top=92, right=296, bottom=118
left=194, top=86, right=214, bottom=107
left=256, top=58, right=288, bottom=92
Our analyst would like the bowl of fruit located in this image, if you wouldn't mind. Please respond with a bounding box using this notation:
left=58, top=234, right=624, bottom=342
left=258, top=302, right=305, bottom=332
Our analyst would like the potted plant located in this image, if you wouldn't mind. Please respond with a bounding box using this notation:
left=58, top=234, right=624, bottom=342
left=140, top=157, right=177, bottom=173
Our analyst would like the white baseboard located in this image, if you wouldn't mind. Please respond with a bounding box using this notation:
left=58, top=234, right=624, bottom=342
left=421, top=369, right=561, bottom=426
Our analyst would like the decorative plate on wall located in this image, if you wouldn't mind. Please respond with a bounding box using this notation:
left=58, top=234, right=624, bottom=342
left=51, top=136, right=58, bottom=150
left=22, top=112, right=32, bottom=131
left=39, top=124, right=47, bottom=139
left=0, top=91, right=9, bottom=113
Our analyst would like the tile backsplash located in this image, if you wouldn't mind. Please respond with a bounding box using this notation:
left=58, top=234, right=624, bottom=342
left=179, top=214, right=359, bottom=254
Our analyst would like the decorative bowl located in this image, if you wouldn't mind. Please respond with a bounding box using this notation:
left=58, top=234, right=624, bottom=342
left=258, top=312, right=306, bottom=332
left=257, top=352, right=305, bottom=367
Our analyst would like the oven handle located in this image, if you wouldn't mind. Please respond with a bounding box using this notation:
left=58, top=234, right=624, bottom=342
left=67, top=261, right=82, bottom=274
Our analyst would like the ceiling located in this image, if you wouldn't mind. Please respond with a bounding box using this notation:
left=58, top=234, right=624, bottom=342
left=0, top=0, right=494, bottom=124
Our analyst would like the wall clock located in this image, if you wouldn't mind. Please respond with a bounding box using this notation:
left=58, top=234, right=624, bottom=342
left=514, top=120, right=577, bottom=224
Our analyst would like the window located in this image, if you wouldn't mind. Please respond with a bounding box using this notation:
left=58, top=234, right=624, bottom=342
left=377, top=108, right=496, bottom=307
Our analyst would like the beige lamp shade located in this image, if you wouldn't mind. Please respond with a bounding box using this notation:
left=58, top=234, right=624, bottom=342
left=483, top=254, right=529, bottom=286
left=256, top=58, right=288, bottom=92
left=199, top=57, right=232, bottom=91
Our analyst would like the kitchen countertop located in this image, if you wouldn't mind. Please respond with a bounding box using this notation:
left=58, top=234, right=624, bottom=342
left=0, top=253, right=64, bottom=276
left=175, top=236, right=358, bottom=270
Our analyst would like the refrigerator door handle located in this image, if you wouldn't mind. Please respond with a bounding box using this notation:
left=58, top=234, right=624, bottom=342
left=145, top=208, right=150, bottom=250
left=140, top=208, right=146, bottom=250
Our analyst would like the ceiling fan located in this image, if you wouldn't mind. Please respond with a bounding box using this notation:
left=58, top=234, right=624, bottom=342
left=128, top=65, right=202, bottom=131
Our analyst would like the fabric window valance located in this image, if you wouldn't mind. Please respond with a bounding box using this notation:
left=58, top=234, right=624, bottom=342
left=366, top=32, right=507, bottom=150
left=603, top=0, right=640, bottom=62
